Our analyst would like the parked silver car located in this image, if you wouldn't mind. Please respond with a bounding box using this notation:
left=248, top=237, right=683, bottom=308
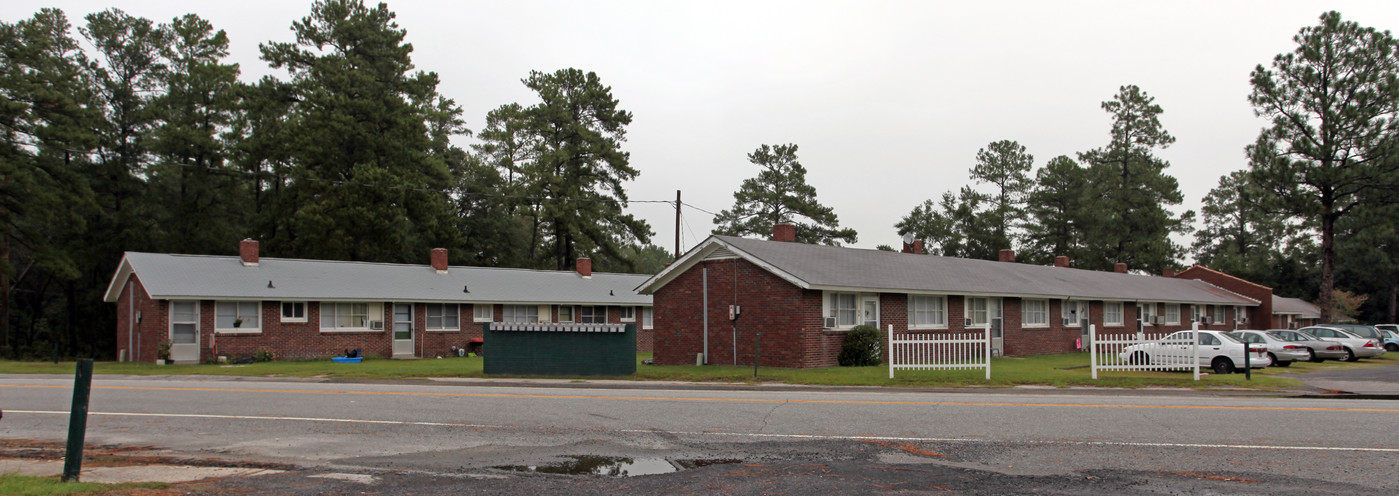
left=1266, top=329, right=1347, bottom=362
left=1228, top=330, right=1307, bottom=367
left=1323, top=323, right=1387, bottom=344
left=1298, top=326, right=1385, bottom=362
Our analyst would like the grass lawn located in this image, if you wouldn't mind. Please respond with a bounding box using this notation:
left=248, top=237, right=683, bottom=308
left=0, top=474, right=167, bottom=496
left=7, top=351, right=1389, bottom=390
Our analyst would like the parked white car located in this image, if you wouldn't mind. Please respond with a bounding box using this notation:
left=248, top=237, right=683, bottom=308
left=1228, top=330, right=1308, bottom=367
left=1298, top=326, right=1385, bottom=362
left=1119, top=330, right=1270, bottom=374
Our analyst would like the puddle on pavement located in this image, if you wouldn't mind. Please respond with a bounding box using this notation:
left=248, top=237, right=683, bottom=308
left=494, top=456, right=741, bottom=477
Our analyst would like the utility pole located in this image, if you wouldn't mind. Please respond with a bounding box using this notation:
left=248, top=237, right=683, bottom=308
left=674, top=190, right=682, bottom=259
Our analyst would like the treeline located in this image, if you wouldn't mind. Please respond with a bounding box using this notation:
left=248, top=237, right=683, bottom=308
left=895, top=12, right=1399, bottom=324
left=1, top=1, right=666, bottom=359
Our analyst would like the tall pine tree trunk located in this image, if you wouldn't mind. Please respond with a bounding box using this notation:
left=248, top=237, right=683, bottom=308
left=1318, top=209, right=1336, bottom=323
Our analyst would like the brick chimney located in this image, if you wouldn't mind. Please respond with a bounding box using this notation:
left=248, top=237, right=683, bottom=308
left=576, top=257, right=592, bottom=278
left=1163, top=267, right=1176, bottom=278
left=912, top=240, right=924, bottom=254
left=239, top=239, right=259, bottom=267
left=772, top=223, right=796, bottom=243
left=431, top=248, right=448, bottom=273
left=1054, top=255, right=1069, bottom=268
left=1114, top=262, right=1128, bottom=273
left=998, top=249, right=1015, bottom=263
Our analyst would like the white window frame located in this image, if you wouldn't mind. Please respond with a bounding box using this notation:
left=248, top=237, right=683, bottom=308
left=1104, top=301, right=1124, bottom=326
left=1212, top=305, right=1225, bottom=323
left=620, top=306, right=636, bottom=322
left=1165, top=304, right=1180, bottom=325
left=965, top=297, right=989, bottom=328
left=320, top=302, right=371, bottom=331
left=170, top=301, right=199, bottom=344
left=580, top=305, right=607, bottom=324
left=280, top=301, right=306, bottom=323
left=503, top=305, right=539, bottom=323
left=425, top=303, right=460, bottom=331
left=907, top=295, right=948, bottom=329
left=557, top=305, right=574, bottom=323
left=215, top=301, right=260, bottom=333
left=1022, top=299, right=1049, bottom=328
left=472, top=304, right=493, bottom=322
left=821, top=292, right=860, bottom=329
left=1139, top=302, right=1157, bottom=322
left=641, top=307, right=653, bottom=329
left=1235, top=305, right=1246, bottom=323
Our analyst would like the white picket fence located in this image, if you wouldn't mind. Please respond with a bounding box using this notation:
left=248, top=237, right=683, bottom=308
left=1089, top=323, right=1200, bottom=380
left=888, top=324, right=991, bottom=379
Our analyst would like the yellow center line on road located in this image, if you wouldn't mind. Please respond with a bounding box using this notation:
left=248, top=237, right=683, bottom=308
left=5, top=383, right=1397, bottom=412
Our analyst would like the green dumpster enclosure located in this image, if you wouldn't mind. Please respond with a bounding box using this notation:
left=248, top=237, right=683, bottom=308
left=483, top=322, right=637, bottom=376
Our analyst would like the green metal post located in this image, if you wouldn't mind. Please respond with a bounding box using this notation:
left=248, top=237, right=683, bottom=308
left=62, top=359, right=94, bottom=482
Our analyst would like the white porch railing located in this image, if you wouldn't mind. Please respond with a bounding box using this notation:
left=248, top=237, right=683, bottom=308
left=1090, top=323, right=1200, bottom=380
left=888, top=324, right=991, bottom=379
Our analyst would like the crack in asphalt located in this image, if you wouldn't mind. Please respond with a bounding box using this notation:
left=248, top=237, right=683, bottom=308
left=759, top=400, right=786, bottom=432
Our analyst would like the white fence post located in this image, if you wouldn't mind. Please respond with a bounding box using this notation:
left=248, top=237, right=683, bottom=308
left=888, top=324, right=894, bottom=380
left=1090, top=324, right=1098, bottom=380
left=1192, top=321, right=1200, bottom=381
left=983, top=327, right=991, bottom=380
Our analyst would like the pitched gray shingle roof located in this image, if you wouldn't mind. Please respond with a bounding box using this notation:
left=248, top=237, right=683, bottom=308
left=639, top=236, right=1256, bottom=306
left=104, top=252, right=652, bottom=305
left=1272, top=295, right=1320, bottom=318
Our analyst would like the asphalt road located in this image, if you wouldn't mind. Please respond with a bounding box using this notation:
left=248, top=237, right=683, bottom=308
left=3, top=374, right=1398, bottom=494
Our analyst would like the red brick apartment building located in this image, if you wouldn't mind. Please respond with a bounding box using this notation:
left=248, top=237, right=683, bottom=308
left=105, top=240, right=653, bottom=364
left=637, top=225, right=1281, bottom=369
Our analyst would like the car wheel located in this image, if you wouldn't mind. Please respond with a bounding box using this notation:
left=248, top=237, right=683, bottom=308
left=1212, top=357, right=1235, bottom=375
left=1342, top=347, right=1357, bottom=362
left=1386, top=343, right=1398, bottom=352
left=1306, top=348, right=1321, bottom=362
left=1130, top=351, right=1149, bottom=365
left=1267, top=352, right=1279, bottom=366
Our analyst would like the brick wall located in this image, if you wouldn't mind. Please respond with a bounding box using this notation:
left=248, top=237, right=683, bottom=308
left=653, top=258, right=828, bottom=368
left=115, top=274, right=168, bottom=363
left=1176, top=266, right=1273, bottom=328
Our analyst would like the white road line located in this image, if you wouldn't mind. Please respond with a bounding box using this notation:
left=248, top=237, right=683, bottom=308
left=9, top=409, right=1399, bottom=454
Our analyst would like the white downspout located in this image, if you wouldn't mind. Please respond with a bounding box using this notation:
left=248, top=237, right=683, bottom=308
left=702, top=267, right=709, bottom=365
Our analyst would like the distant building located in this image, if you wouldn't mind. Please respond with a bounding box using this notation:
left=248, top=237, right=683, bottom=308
left=105, top=240, right=652, bottom=364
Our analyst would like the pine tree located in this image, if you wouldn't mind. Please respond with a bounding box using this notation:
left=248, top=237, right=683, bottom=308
left=257, top=0, right=464, bottom=263
left=1247, top=11, right=1399, bottom=321
left=1077, top=85, right=1191, bottom=272
left=713, top=143, right=857, bottom=245
left=1023, top=155, right=1090, bottom=265
left=970, top=139, right=1033, bottom=251
left=514, top=68, right=652, bottom=270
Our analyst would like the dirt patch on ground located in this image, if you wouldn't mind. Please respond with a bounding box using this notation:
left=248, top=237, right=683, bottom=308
left=0, top=438, right=295, bottom=471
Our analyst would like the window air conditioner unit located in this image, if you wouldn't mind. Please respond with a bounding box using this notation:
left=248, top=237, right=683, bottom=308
left=370, top=320, right=384, bottom=330
left=823, top=317, right=837, bottom=329
left=1152, top=316, right=1166, bottom=325
left=1237, top=316, right=1248, bottom=324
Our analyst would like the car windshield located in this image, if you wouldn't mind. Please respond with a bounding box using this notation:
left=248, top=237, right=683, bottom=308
left=1375, top=324, right=1397, bottom=333
left=1226, top=332, right=1262, bottom=343
left=1268, top=331, right=1310, bottom=341
left=1331, top=324, right=1379, bottom=338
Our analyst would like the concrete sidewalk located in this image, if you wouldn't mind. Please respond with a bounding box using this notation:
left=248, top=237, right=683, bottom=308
left=0, top=458, right=284, bottom=484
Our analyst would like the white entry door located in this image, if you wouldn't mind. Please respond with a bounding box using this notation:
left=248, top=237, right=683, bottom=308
left=861, top=297, right=880, bottom=328
left=169, top=301, right=199, bottom=363
left=392, top=303, right=414, bottom=357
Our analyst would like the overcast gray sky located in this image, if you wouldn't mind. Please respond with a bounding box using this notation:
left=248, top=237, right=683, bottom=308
left=9, top=1, right=1399, bottom=256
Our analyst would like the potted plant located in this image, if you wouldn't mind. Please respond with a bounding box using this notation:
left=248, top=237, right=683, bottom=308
left=157, top=339, right=172, bottom=365
left=233, top=318, right=243, bottom=328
